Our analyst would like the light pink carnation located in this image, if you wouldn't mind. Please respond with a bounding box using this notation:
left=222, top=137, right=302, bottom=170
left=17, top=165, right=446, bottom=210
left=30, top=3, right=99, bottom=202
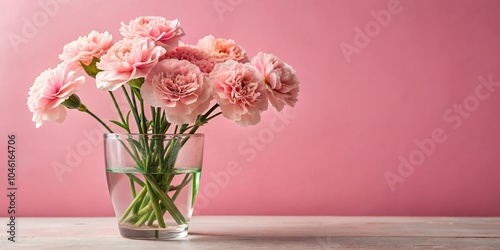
left=208, top=60, right=268, bottom=126
left=141, top=59, right=212, bottom=125
left=27, top=63, right=85, bottom=128
left=59, top=30, right=113, bottom=70
left=197, top=35, right=248, bottom=63
left=161, top=46, right=217, bottom=74
left=120, top=16, right=185, bottom=51
left=251, top=52, right=300, bottom=111
left=96, top=37, right=166, bottom=91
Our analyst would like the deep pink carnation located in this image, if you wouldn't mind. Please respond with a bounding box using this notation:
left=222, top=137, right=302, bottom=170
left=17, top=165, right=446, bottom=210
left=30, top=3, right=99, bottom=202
left=208, top=60, right=268, bottom=126
left=141, top=59, right=212, bottom=125
left=59, top=30, right=113, bottom=70
left=251, top=52, right=300, bottom=111
left=27, top=63, right=85, bottom=128
left=120, top=16, right=185, bottom=51
left=161, top=46, right=218, bottom=74
left=197, top=35, right=248, bottom=63
left=96, top=37, right=166, bottom=91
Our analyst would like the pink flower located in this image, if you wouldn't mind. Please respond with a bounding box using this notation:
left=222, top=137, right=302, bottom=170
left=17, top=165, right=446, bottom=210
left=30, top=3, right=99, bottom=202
left=59, top=30, right=113, bottom=70
left=96, top=37, right=166, bottom=91
left=196, top=35, right=248, bottom=63
left=120, top=16, right=185, bottom=51
left=251, top=52, right=300, bottom=111
left=209, top=60, right=268, bottom=126
left=27, top=63, right=85, bottom=128
left=141, top=59, right=212, bottom=125
left=161, top=45, right=217, bottom=74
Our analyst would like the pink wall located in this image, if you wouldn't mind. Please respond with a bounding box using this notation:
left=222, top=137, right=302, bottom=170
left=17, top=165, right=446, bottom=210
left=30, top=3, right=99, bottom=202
left=1, top=0, right=500, bottom=217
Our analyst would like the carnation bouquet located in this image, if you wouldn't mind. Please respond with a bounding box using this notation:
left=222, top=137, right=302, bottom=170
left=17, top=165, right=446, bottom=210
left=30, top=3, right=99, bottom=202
left=27, top=16, right=299, bottom=238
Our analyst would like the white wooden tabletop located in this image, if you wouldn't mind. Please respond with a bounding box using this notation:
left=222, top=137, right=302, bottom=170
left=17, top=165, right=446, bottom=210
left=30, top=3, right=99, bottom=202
left=2, top=216, right=500, bottom=249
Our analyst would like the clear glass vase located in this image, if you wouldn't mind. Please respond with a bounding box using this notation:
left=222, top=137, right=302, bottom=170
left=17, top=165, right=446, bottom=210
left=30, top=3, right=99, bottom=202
left=104, top=133, right=204, bottom=239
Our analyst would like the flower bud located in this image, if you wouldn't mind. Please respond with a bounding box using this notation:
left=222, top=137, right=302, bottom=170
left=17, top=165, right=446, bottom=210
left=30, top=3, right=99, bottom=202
left=62, top=94, right=82, bottom=109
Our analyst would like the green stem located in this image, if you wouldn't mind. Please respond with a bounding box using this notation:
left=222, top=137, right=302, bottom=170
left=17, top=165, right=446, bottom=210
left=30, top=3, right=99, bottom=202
left=204, top=103, right=219, bottom=118
left=126, top=173, right=145, bottom=187
left=160, top=110, right=170, bottom=134
left=187, top=103, right=220, bottom=134
left=134, top=206, right=153, bottom=226
left=146, top=211, right=156, bottom=226
left=156, top=136, right=165, bottom=173
left=130, top=178, right=137, bottom=198
left=206, top=112, right=222, bottom=121
left=140, top=98, right=147, bottom=134
left=120, top=187, right=148, bottom=223
left=144, top=175, right=186, bottom=225
left=122, top=86, right=142, bottom=134
left=145, top=181, right=166, bottom=228
left=84, top=108, right=113, bottom=133
left=109, top=91, right=130, bottom=133
left=151, top=107, right=158, bottom=134
left=129, top=177, right=140, bottom=215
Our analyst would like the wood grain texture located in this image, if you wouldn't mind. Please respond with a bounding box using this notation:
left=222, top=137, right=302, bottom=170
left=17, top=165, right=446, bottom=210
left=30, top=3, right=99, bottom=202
left=2, top=216, right=499, bottom=249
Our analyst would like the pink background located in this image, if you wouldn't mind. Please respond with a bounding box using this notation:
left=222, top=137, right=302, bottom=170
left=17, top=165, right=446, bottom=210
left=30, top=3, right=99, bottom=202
left=1, top=0, right=500, bottom=217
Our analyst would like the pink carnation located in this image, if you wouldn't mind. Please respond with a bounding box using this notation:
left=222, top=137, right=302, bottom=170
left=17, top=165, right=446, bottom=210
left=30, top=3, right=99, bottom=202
left=161, top=46, right=217, bottom=74
left=208, top=60, right=268, bottom=126
left=141, top=59, right=212, bottom=125
left=251, top=52, right=300, bottom=111
left=96, top=37, right=166, bottom=91
left=120, top=16, right=185, bottom=51
left=27, top=63, right=85, bottom=128
left=197, top=35, right=248, bottom=63
left=59, top=30, right=113, bottom=70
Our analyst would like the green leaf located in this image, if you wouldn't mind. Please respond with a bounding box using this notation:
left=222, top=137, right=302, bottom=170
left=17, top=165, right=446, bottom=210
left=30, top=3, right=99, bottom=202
left=146, top=120, right=153, bottom=131
left=127, top=138, right=144, bottom=155
left=125, top=110, right=132, bottom=127
left=109, top=120, right=128, bottom=131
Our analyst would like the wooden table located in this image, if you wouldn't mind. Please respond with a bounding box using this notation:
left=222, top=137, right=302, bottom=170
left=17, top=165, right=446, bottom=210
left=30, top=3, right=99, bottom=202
left=2, top=216, right=499, bottom=249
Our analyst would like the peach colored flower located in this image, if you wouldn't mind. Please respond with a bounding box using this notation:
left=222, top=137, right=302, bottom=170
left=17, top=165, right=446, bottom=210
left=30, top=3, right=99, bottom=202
left=208, top=60, right=268, bottom=126
left=96, top=37, right=166, bottom=91
left=251, top=52, right=300, bottom=111
left=120, top=16, right=185, bottom=51
left=141, top=59, right=212, bottom=125
left=161, top=45, right=217, bottom=74
left=196, top=35, right=248, bottom=63
left=59, top=30, right=113, bottom=70
left=27, top=63, right=85, bottom=128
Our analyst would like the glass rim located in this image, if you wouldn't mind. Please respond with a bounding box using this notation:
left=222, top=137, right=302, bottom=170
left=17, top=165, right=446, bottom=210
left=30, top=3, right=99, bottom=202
left=104, top=133, right=204, bottom=138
